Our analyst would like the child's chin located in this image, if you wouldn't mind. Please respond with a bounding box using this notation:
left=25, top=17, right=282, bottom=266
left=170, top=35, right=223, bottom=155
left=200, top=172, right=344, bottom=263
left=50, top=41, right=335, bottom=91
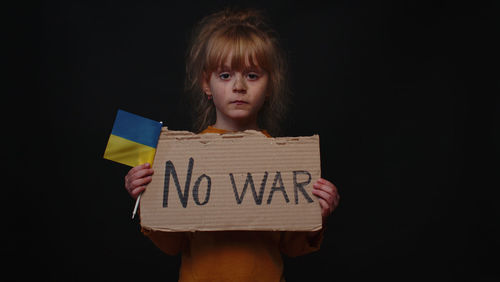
left=228, top=110, right=253, bottom=120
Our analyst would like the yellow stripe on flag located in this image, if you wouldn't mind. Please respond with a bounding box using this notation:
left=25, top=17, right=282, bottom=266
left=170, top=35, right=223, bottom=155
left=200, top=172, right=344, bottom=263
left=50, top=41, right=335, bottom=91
left=103, top=134, right=157, bottom=167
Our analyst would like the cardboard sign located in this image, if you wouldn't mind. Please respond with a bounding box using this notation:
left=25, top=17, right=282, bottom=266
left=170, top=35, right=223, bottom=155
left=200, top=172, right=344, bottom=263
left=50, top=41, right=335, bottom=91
left=140, top=128, right=322, bottom=232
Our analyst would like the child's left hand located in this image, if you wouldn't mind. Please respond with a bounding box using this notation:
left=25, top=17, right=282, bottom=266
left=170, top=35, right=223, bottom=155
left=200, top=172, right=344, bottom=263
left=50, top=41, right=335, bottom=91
left=312, top=178, right=340, bottom=224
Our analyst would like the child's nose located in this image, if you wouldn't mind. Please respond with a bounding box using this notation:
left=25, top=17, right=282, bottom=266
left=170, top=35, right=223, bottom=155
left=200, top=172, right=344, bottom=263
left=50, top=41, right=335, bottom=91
left=232, top=74, right=247, bottom=93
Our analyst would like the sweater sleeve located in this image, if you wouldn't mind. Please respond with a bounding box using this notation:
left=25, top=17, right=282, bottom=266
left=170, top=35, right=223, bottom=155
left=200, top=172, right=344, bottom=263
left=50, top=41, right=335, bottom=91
left=141, top=228, right=186, bottom=255
left=279, top=229, right=325, bottom=257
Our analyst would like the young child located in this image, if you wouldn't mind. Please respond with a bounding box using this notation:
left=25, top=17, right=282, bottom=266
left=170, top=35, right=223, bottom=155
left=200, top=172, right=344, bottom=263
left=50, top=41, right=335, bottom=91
left=124, top=8, right=339, bottom=281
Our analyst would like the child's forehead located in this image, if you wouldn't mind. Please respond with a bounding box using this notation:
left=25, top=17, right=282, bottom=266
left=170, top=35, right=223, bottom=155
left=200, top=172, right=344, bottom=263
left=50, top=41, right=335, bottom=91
left=211, top=51, right=264, bottom=72
left=219, top=54, right=261, bottom=69
left=204, top=29, right=271, bottom=73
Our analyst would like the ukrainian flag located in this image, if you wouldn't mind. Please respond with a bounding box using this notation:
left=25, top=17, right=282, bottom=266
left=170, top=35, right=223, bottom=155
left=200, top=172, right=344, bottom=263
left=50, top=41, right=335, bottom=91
left=103, top=109, right=162, bottom=167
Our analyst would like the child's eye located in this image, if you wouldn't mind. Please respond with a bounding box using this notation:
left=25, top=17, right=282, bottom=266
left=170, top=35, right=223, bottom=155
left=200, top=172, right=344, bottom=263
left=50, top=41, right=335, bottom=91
left=247, top=73, right=260, bottom=80
left=219, top=72, right=231, bottom=80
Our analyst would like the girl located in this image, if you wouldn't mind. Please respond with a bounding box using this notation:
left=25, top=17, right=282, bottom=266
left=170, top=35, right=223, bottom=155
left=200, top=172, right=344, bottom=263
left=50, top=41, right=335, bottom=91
left=124, top=8, right=339, bottom=282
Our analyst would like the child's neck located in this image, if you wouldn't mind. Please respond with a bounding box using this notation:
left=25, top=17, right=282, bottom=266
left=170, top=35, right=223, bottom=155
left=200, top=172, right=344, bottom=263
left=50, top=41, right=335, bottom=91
left=213, top=117, right=259, bottom=132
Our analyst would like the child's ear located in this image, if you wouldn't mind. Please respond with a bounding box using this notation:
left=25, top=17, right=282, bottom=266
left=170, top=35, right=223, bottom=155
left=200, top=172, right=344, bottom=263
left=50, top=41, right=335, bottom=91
left=202, top=74, right=211, bottom=96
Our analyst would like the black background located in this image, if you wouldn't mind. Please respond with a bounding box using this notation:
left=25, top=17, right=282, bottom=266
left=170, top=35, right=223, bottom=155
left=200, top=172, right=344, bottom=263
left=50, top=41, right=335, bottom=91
left=8, top=0, right=499, bottom=281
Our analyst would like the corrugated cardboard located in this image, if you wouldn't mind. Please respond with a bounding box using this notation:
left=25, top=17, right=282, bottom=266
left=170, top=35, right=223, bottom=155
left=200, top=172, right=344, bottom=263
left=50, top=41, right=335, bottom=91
left=140, top=128, right=322, bottom=232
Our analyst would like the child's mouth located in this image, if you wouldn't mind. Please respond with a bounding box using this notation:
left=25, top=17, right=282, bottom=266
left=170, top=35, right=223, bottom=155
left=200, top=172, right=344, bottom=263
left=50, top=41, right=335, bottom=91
left=231, top=100, right=248, bottom=105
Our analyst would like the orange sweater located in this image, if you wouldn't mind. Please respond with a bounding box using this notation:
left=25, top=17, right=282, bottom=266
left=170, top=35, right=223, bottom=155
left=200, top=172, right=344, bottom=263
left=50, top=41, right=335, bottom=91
left=142, top=126, right=324, bottom=282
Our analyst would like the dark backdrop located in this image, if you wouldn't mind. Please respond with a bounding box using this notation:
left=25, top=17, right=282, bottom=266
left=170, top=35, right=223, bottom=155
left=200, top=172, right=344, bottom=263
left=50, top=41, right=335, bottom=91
left=9, top=0, right=498, bottom=281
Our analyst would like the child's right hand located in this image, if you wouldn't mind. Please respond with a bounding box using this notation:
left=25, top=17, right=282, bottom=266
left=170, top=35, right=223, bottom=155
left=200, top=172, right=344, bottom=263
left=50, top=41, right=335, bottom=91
left=124, top=163, right=154, bottom=199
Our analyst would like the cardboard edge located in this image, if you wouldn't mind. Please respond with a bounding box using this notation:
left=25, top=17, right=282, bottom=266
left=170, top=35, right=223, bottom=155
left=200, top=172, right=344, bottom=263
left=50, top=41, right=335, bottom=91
left=159, top=128, right=319, bottom=141
left=141, top=223, right=323, bottom=233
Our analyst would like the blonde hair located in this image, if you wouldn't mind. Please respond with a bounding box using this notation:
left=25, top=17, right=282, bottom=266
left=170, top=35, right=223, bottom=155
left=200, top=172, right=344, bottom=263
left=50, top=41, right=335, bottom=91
left=185, top=8, right=289, bottom=136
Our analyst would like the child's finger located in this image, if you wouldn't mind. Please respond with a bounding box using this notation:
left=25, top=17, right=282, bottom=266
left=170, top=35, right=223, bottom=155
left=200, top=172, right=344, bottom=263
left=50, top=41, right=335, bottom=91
left=317, top=179, right=338, bottom=193
left=332, top=192, right=340, bottom=210
left=125, top=164, right=149, bottom=184
left=131, top=168, right=154, bottom=181
left=312, top=188, right=334, bottom=207
left=313, top=182, right=335, bottom=196
left=129, top=163, right=150, bottom=176
left=313, top=182, right=335, bottom=198
left=320, top=178, right=338, bottom=189
left=318, top=198, right=330, bottom=217
left=314, top=180, right=339, bottom=206
left=130, top=186, right=146, bottom=199
left=131, top=176, right=153, bottom=190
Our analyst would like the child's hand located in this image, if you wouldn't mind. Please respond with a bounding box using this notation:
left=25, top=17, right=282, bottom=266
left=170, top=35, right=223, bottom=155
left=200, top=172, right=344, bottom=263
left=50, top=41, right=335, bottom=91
left=124, top=163, right=154, bottom=199
left=312, top=178, right=340, bottom=223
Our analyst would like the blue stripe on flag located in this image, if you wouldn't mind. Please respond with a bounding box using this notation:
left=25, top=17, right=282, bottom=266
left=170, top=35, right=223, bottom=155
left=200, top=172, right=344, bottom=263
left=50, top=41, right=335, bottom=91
left=111, top=109, right=162, bottom=148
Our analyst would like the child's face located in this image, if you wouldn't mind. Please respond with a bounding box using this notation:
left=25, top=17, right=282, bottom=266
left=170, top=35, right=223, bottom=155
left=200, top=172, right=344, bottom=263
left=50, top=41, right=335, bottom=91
left=203, top=55, right=268, bottom=129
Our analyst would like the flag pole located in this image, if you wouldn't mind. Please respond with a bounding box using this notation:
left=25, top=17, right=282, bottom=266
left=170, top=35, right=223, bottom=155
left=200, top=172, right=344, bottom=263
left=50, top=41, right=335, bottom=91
left=132, top=192, right=142, bottom=219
